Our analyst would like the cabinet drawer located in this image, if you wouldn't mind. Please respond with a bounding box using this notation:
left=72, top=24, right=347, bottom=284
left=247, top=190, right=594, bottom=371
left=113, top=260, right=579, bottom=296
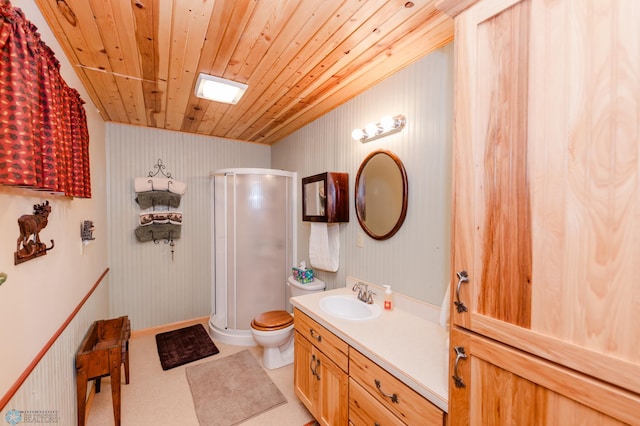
left=349, top=378, right=404, bottom=426
left=349, top=348, right=443, bottom=425
left=294, top=308, right=349, bottom=372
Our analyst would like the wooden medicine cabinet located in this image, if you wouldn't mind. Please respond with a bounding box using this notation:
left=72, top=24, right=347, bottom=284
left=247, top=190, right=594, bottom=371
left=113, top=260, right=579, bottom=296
left=302, top=172, right=349, bottom=223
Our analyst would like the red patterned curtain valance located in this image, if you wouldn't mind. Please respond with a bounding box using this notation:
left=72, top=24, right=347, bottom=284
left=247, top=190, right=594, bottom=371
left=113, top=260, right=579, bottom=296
left=0, top=1, right=91, bottom=198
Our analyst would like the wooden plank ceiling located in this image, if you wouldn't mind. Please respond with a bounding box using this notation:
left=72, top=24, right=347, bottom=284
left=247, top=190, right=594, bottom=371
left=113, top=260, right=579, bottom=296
left=35, top=0, right=453, bottom=145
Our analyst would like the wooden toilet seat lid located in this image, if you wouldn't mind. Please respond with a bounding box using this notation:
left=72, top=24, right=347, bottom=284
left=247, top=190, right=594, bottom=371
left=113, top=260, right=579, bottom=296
left=251, top=310, right=293, bottom=331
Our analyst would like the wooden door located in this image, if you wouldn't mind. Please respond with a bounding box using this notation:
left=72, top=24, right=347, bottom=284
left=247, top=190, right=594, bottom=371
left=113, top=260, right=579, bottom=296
left=448, top=329, right=639, bottom=425
left=450, top=0, right=640, bottom=394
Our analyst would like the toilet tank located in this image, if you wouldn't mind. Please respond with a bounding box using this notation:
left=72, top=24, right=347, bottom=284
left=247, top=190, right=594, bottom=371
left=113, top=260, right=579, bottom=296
left=288, top=275, right=326, bottom=298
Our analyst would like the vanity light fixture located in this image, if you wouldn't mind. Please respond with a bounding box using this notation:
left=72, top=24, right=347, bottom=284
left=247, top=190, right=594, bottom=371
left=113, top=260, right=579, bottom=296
left=194, top=73, right=248, bottom=104
left=352, top=115, right=407, bottom=143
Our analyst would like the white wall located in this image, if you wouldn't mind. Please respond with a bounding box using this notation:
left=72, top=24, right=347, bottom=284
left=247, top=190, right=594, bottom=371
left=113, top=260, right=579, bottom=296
left=272, top=43, right=454, bottom=305
left=106, top=125, right=271, bottom=330
left=0, top=0, right=109, bottom=414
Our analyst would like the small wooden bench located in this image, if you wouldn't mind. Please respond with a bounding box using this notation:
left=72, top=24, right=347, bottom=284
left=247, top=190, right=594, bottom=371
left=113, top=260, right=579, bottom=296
left=76, top=316, right=130, bottom=426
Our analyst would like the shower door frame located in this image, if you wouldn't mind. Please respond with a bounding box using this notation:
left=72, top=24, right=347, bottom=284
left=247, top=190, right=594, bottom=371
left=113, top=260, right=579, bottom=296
left=210, top=168, right=297, bottom=345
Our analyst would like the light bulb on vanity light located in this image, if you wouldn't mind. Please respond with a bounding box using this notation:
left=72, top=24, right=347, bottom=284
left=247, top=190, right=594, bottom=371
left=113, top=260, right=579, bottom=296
left=352, top=114, right=407, bottom=143
left=365, top=122, right=380, bottom=138
left=351, top=128, right=365, bottom=141
left=380, top=115, right=395, bottom=132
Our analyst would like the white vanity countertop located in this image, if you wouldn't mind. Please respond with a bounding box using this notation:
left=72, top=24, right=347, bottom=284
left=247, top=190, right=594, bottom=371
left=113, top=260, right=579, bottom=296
left=290, top=286, right=449, bottom=412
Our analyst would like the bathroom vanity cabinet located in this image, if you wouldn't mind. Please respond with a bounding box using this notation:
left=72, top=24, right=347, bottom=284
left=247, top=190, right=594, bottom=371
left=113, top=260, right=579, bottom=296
left=294, top=309, right=349, bottom=426
left=293, top=308, right=445, bottom=426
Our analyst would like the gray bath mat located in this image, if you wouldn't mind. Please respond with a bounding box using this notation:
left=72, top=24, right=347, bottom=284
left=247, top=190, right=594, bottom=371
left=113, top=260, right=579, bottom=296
left=186, top=350, right=287, bottom=425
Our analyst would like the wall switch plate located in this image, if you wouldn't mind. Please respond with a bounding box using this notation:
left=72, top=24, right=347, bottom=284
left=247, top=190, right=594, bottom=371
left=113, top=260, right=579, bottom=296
left=356, top=233, right=364, bottom=248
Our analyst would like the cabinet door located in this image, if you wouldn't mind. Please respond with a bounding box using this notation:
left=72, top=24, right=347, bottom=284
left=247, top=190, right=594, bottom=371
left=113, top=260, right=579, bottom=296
left=294, top=331, right=318, bottom=414
left=450, top=0, right=640, bottom=393
left=294, top=331, right=349, bottom=425
left=315, top=348, right=349, bottom=426
left=448, top=329, right=640, bottom=425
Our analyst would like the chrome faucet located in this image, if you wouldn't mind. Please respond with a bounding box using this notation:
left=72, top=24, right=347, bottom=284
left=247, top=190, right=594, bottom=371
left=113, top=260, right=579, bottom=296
left=352, top=281, right=375, bottom=304
left=352, top=281, right=366, bottom=300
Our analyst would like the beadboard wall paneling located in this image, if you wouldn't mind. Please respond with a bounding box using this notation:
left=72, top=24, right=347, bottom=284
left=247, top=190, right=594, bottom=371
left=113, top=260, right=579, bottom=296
left=107, top=125, right=270, bottom=330
left=4, top=279, right=109, bottom=423
left=272, top=43, right=454, bottom=305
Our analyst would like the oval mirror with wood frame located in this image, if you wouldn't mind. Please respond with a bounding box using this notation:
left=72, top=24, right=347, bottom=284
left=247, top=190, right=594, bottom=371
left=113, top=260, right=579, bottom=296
left=355, top=150, right=408, bottom=240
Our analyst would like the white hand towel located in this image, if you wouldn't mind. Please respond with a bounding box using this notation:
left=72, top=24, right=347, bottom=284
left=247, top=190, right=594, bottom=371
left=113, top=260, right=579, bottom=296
left=309, top=223, right=340, bottom=272
left=134, top=177, right=187, bottom=194
left=134, top=177, right=153, bottom=192
left=149, top=177, right=170, bottom=191
left=167, top=179, right=187, bottom=195
left=134, top=177, right=170, bottom=192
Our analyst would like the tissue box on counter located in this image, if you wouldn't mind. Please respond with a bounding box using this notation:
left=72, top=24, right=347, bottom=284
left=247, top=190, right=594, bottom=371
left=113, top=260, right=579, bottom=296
left=292, top=267, right=314, bottom=283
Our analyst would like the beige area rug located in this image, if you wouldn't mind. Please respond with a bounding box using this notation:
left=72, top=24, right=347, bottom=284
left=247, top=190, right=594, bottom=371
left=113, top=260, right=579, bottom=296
left=186, top=350, right=287, bottom=426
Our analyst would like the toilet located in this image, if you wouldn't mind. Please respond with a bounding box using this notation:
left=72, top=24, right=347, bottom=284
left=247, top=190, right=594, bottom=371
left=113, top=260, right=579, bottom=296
left=250, top=276, right=326, bottom=369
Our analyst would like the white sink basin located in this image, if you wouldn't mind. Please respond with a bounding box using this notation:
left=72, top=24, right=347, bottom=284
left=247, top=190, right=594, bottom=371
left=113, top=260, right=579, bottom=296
left=319, top=295, right=382, bottom=320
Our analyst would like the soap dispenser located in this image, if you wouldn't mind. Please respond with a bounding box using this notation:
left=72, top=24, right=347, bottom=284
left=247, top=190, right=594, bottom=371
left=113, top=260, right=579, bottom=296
left=383, top=285, right=393, bottom=311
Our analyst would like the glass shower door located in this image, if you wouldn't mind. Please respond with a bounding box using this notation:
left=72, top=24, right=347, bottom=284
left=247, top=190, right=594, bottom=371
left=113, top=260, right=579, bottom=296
left=219, top=173, right=291, bottom=330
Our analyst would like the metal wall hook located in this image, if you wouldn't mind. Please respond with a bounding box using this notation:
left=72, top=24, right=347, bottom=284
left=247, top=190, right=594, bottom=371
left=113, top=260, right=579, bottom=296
left=168, top=231, right=175, bottom=261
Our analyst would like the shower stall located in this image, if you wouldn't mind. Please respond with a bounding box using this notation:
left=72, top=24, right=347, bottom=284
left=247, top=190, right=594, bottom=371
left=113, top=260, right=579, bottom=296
left=209, top=168, right=297, bottom=346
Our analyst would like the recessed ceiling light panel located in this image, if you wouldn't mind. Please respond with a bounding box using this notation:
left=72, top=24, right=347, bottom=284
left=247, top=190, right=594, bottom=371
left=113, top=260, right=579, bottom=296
left=194, top=73, right=248, bottom=104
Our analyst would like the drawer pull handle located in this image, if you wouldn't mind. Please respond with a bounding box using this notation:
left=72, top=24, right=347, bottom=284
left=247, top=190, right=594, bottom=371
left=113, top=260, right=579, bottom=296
left=374, top=379, right=399, bottom=404
left=309, top=328, right=322, bottom=342
left=452, top=346, right=467, bottom=388
left=454, top=270, right=469, bottom=313
left=310, top=354, right=321, bottom=380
